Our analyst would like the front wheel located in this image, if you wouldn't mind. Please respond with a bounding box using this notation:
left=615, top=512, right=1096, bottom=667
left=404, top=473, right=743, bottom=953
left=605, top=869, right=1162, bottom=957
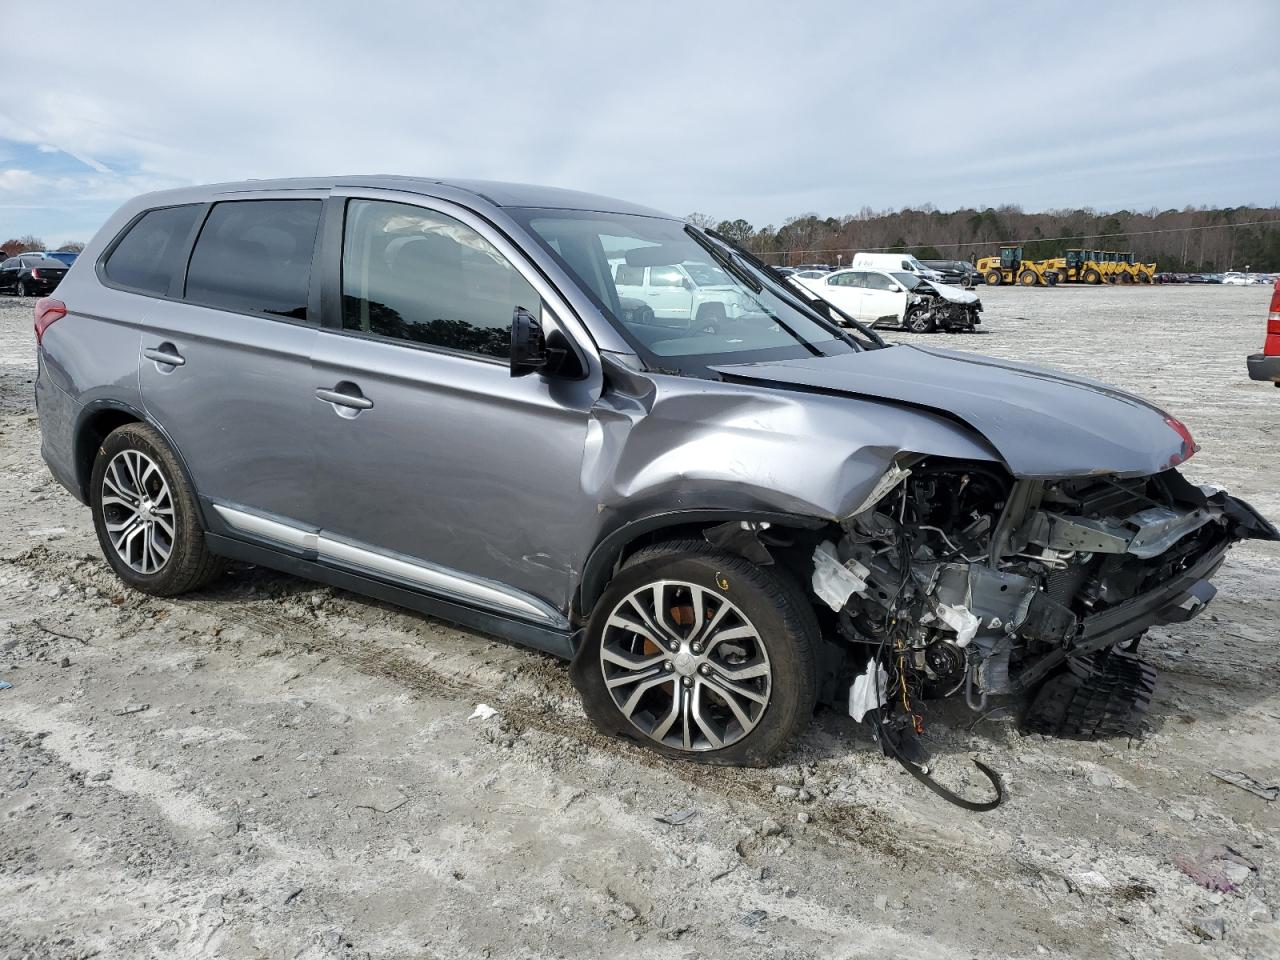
left=905, top=305, right=936, bottom=333
left=1083, top=268, right=1101, bottom=285
left=16, top=280, right=27, bottom=297
left=90, top=422, right=224, bottom=596
left=1018, top=269, right=1039, bottom=286
left=573, top=540, right=819, bottom=766
left=985, top=270, right=1002, bottom=286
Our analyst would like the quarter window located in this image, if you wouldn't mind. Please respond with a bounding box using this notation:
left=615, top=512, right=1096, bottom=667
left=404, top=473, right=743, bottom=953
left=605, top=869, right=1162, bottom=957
left=103, top=204, right=201, bottom=295
left=185, top=200, right=321, bottom=320
left=341, top=199, right=538, bottom=359
left=614, top=263, right=645, bottom=286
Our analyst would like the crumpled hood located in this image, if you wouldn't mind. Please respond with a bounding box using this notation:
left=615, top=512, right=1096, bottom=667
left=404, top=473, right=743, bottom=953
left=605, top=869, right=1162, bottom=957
left=920, top=280, right=978, bottom=304
left=712, top=344, right=1191, bottom=478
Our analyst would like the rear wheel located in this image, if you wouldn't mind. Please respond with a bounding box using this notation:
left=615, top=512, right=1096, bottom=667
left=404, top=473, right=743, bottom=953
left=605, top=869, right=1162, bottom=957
left=1118, top=271, right=1134, bottom=285
left=1018, top=269, right=1038, bottom=286
left=574, top=540, right=819, bottom=766
left=905, top=305, right=936, bottom=333
left=1083, top=268, right=1101, bottom=285
left=90, top=422, right=223, bottom=596
left=1136, top=271, right=1151, bottom=284
left=985, top=270, right=1002, bottom=286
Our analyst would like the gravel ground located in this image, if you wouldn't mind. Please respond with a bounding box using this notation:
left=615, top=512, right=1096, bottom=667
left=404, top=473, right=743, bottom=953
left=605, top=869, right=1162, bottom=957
left=1, top=285, right=1278, bottom=960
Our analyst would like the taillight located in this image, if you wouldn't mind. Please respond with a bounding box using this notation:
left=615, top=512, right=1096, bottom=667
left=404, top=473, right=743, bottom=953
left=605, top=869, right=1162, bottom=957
left=1265, top=279, right=1280, bottom=357
left=31, top=269, right=41, bottom=279
left=34, top=298, right=67, bottom=345
left=1163, top=414, right=1198, bottom=468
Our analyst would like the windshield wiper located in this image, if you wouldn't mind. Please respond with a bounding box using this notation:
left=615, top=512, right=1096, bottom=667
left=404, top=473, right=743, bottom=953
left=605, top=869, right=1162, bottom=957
left=684, top=225, right=762, bottom=293
left=704, top=228, right=888, bottom=349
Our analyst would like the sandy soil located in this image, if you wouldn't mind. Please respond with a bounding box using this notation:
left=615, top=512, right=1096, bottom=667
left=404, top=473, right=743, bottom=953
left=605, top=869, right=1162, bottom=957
left=1, top=285, right=1278, bottom=960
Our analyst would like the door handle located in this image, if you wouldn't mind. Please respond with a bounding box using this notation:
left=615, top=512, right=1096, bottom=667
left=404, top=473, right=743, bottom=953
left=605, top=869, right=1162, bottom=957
left=143, top=345, right=185, bottom=367
left=315, top=386, right=374, bottom=411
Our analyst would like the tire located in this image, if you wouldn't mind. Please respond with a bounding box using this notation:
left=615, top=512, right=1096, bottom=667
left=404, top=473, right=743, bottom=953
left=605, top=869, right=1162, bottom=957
left=1018, top=270, right=1038, bottom=286
left=573, top=539, right=819, bottom=767
left=1083, top=268, right=1101, bottom=285
left=1136, top=271, right=1151, bottom=284
left=1118, top=272, right=1134, bottom=285
left=985, top=270, right=1002, bottom=286
left=904, top=305, right=936, bottom=333
left=17, top=280, right=27, bottom=298
left=90, top=422, right=223, bottom=596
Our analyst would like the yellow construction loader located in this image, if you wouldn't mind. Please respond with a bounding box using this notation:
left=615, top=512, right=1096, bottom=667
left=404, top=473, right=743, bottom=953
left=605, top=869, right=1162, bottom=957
left=1048, top=249, right=1157, bottom=284
left=976, top=246, right=1058, bottom=286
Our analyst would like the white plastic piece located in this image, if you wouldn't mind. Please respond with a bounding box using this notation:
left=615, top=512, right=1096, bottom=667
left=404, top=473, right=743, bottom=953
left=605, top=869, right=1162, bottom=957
left=849, top=658, right=888, bottom=722
left=935, top=602, right=981, bottom=647
left=811, top=541, right=870, bottom=612
left=848, top=463, right=912, bottom=518
left=468, top=703, right=498, bottom=721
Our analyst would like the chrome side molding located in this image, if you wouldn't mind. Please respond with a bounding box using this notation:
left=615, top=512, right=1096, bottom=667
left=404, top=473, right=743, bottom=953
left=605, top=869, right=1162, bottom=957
left=211, top=503, right=565, bottom=627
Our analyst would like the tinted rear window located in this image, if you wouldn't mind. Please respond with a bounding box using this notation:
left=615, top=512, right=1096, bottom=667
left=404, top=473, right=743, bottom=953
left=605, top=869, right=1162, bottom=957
left=103, top=204, right=202, bottom=295
left=185, top=200, right=321, bottom=320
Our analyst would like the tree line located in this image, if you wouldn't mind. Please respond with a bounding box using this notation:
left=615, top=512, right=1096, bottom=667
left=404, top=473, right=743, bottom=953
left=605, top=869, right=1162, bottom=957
left=1, top=235, right=85, bottom=258
left=688, top=205, right=1280, bottom=272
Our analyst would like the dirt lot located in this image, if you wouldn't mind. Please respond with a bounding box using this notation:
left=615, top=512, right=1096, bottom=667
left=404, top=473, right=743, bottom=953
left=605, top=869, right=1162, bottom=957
left=2, top=285, right=1278, bottom=960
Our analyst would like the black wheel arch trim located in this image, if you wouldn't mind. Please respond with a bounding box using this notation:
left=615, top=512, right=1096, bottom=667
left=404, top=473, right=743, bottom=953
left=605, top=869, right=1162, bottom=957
left=575, top=508, right=827, bottom=622
left=72, top=399, right=209, bottom=528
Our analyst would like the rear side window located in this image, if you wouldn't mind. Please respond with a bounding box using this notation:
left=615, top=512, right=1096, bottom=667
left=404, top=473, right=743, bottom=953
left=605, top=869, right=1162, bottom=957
left=103, top=204, right=201, bottom=295
left=185, top=200, right=321, bottom=320
left=341, top=198, right=538, bottom=359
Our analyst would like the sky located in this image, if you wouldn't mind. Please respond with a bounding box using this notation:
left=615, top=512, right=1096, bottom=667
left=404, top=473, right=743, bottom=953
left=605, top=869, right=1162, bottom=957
left=2, top=1, right=1278, bottom=246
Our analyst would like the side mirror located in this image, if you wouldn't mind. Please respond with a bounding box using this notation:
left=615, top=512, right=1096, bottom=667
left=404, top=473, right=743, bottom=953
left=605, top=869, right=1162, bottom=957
left=888, top=284, right=902, bottom=293
left=510, top=305, right=547, bottom=377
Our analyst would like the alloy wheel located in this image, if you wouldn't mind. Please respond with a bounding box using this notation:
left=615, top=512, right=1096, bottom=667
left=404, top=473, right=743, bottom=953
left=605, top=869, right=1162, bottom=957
left=599, top=580, right=772, bottom=752
left=100, top=449, right=175, bottom=574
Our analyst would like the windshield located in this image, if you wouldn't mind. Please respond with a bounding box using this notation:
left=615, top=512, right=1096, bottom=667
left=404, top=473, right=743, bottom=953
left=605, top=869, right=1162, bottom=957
left=892, top=272, right=924, bottom=290
left=511, top=209, right=855, bottom=373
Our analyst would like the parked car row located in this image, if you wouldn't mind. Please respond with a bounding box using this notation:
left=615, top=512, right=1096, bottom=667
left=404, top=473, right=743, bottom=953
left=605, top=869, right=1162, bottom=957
left=1155, top=271, right=1278, bottom=285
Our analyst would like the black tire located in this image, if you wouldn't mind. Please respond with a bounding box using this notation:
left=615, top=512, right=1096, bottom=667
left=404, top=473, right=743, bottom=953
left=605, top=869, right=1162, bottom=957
left=1083, top=268, right=1101, bottom=285
left=17, top=280, right=27, bottom=298
left=904, top=305, right=936, bottom=333
left=1018, top=269, right=1038, bottom=286
left=984, top=270, right=1002, bottom=286
left=573, top=539, right=819, bottom=767
left=1118, top=271, right=1134, bottom=285
left=90, top=422, right=223, bottom=596
left=1136, top=271, right=1151, bottom=284
left=1021, top=649, right=1156, bottom=740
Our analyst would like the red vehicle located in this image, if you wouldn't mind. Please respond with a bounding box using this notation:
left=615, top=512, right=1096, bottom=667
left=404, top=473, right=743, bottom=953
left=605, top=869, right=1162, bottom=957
left=1247, top=279, right=1280, bottom=386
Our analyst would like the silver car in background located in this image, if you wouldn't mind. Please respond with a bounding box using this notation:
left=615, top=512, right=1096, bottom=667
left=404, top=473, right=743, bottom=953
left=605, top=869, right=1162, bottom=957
left=34, top=177, right=1277, bottom=771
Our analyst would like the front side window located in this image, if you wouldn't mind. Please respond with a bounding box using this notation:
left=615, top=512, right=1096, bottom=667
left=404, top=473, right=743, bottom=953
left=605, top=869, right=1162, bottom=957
left=102, top=204, right=201, bottom=295
left=511, top=208, right=854, bottom=373
left=865, top=273, right=898, bottom=291
left=185, top=200, right=321, bottom=319
left=648, top=266, right=684, bottom=287
left=341, top=199, right=538, bottom=359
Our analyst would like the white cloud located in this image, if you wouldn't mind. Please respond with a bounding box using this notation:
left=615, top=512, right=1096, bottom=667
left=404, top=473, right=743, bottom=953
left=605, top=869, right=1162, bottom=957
left=0, top=0, right=1278, bottom=241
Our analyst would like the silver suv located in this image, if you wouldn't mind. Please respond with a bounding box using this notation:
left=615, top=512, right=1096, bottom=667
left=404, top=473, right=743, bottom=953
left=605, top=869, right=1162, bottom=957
left=34, top=177, right=1276, bottom=768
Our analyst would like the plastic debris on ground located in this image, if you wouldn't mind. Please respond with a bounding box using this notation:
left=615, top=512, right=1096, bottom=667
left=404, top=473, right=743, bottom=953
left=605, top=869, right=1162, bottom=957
left=1172, top=844, right=1256, bottom=893
left=654, top=807, right=698, bottom=826
left=1210, top=768, right=1279, bottom=801
left=467, top=703, right=498, bottom=721
left=811, top=541, right=869, bottom=612
left=0, top=679, right=11, bottom=691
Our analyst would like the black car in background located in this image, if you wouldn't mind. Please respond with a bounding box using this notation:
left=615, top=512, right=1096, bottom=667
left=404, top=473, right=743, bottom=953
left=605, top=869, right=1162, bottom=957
left=922, top=259, right=979, bottom=286
left=0, top=255, right=68, bottom=296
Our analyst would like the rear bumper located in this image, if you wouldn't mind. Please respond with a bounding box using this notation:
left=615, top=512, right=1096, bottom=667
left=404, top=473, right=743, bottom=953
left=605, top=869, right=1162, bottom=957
left=1247, top=353, right=1280, bottom=384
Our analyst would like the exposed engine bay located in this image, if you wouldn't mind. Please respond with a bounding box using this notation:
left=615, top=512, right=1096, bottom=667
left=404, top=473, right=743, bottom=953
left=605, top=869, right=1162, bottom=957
left=799, top=456, right=1277, bottom=805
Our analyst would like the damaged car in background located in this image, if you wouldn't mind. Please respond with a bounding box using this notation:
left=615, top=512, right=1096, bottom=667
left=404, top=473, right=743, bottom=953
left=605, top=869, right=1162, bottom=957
left=791, top=266, right=982, bottom=333
left=38, top=177, right=1278, bottom=812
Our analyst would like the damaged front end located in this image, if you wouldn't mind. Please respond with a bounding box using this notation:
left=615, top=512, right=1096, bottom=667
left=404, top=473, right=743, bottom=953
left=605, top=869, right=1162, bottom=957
left=813, top=458, right=1278, bottom=748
